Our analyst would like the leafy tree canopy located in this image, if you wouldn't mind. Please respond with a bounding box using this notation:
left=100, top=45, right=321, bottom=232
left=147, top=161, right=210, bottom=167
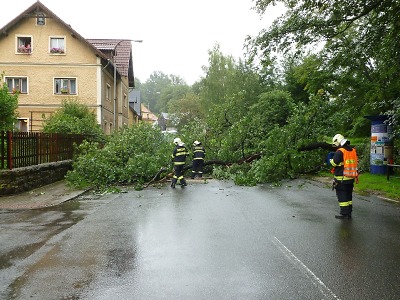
left=251, top=0, right=400, bottom=135
left=167, top=92, right=204, bottom=131
left=140, top=71, right=188, bottom=114
left=156, top=84, right=190, bottom=113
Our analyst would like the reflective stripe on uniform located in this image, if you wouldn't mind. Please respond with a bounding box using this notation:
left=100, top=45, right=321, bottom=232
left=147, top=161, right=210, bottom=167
left=330, top=158, right=343, bottom=167
left=339, top=201, right=352, bottom=207
left=334, top=175, right=354, bottom=181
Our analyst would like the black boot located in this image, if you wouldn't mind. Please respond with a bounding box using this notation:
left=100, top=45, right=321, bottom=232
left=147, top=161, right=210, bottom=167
left=181, top=178, right=187, bottom=187
left=171, top=178, right=177, bottom=188
left=335, top=214, right=351, bottom=219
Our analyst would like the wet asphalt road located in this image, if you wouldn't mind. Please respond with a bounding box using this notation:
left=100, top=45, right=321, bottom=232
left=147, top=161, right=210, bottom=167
left=1, top=178, right=400, bottom=300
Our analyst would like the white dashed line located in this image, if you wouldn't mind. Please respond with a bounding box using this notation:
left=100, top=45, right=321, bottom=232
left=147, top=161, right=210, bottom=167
left=272, top=236, right=341, bottom=300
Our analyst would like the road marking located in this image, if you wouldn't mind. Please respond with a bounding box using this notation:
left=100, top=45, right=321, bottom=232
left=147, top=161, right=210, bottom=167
left=272, top=236, right=341, bottom=300
left=377, top=196, right=400, bottom=204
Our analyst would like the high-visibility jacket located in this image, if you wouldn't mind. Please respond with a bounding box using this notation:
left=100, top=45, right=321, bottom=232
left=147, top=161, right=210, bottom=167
left=172, top=145, right=189, bottom=165
left=330, top=145, right=358, bottom=181
left=193, top=145, right=205, bottom=160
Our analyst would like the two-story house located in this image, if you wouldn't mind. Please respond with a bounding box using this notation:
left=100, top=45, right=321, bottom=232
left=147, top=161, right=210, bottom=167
left=0, top=1, right=138, bottom=134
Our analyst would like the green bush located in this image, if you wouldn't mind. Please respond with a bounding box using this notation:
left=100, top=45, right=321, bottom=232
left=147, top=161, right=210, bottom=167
left=66, top=123, right=171, bottom=192
left=42, top=99, right=105, bottom=143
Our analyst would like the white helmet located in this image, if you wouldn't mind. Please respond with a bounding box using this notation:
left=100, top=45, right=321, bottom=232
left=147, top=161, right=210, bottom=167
left=173, top=138, right=182, bottom=145
left=332, top=134, right=347, bottom=147
left=193, top=140, right=200, bottom=146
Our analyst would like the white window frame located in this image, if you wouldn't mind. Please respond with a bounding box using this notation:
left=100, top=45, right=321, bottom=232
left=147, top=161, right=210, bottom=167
left=5, top=76, right=28, bottom=94
left=16, top=35, right=32, bottom=54
left=49, top=36, right=66, bottom=54
left=54, top=78, right=77, bottom=95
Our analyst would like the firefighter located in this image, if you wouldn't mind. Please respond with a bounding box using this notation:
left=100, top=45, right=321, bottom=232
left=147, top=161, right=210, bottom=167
left=330, top=134, right=358, bottom=219
left=191, top=140, right=206, bottom=179
left=171, top=137, right=189, bottom=188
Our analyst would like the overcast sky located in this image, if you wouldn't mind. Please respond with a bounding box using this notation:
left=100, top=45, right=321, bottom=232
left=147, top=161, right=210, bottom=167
left=0, top=0, right=284, bottom=85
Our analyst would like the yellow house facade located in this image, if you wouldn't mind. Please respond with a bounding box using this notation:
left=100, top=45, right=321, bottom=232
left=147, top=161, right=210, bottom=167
left=140, top=103, right=158, bottom=125
left=0, top=1, right=138, bottom=134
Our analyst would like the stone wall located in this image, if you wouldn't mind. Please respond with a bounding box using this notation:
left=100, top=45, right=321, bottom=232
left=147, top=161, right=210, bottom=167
left=0, top=160, right=73, bottom=195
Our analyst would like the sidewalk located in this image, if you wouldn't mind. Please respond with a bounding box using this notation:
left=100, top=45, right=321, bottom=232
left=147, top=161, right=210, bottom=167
left=0, top=180, right=88, bottom=210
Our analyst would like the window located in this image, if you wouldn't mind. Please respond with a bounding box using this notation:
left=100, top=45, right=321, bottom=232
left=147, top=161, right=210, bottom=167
left=123, top=93, right=127, bottom=108
left=6, top=77, right=28, bottom=94
left=15, top=119, right=29, bottom=132
left=17, top=36, right=32, bottom=54
left=50, top=37, right=65, bottom=54
left=37, top=13, right=45, bottom=25
left=54, top=78, right=77, bottom=95
left=106, top=84, right=111, bottom=100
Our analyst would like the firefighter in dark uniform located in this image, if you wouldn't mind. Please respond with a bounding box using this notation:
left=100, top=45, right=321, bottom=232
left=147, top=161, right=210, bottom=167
left=191, top=140, right=206, bottom=179
left=330, top=134, right=358, bottom=219
left=171, top=138, right=189, bottom=188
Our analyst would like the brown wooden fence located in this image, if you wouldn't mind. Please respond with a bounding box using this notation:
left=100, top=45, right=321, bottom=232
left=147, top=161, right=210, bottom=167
left=0, top=131, right=85, bottom=170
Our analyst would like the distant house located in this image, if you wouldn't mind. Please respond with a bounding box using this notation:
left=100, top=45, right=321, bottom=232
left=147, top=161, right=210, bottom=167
left=158, top=112, right=177, bottom=133
left=140, top=104, right=158, bottom=125
left=0, top=1, right=136, bottom=134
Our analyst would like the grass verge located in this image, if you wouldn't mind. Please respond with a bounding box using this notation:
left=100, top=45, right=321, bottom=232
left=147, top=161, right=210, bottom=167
left=356, top=173, right=400, bottom=200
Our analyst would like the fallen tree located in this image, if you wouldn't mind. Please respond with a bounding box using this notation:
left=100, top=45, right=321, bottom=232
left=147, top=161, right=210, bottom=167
left=145, top=143, right=334, bottom=187
left=144, top=153, right=263, bottom=187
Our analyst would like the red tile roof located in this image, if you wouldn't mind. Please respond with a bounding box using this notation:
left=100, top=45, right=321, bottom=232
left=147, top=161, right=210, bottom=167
left=87, top=39, right=132, bottom=77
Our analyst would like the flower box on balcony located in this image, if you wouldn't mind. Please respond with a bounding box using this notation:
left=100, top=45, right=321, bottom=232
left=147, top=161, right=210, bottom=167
left=17, top=45, right=31, bottom=53
left=50, top=48, right=65, bottom=54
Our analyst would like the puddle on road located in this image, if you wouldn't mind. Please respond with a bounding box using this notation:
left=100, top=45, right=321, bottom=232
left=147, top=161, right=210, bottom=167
left=1, top=192, right=109, bottom=268
left=1, top=197, right=104, bottom=299
left=0, top=199, right=89, bottom=270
